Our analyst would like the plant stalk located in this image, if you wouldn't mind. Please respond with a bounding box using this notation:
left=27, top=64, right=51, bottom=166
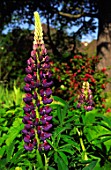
left=76, top=128, right=88, bottom=160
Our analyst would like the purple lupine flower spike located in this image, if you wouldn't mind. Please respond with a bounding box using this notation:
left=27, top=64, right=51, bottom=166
left=22, top=12, right=53, bottom=151
left=77, top=82, right=94, bottom=111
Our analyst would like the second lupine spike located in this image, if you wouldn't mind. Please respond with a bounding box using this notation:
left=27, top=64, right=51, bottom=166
left=22, top=11, right=53, bottom=151
left=77, top=82, right=94, bottom=111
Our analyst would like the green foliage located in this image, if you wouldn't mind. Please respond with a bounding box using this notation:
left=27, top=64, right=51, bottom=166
left=47, top=96, right=111, bottom=169
left=0, top=84, right=41, bottom=169
left=1, top=81, right=111, bottom=169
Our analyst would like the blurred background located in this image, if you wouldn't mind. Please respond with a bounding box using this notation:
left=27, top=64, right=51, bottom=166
left=0, top=0, right=111, bottom=96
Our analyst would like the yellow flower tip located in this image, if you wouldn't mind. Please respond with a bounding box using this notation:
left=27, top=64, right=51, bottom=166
left=82, top=81, right=89, bottom=90
left=34, top=11, right=44, bottom=44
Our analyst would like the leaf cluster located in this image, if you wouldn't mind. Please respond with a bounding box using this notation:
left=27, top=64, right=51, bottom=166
left=1, top=82, right=111, bottom=169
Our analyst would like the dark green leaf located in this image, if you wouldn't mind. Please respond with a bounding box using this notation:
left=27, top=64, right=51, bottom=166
left=46, top=139, right=54, bottom=148
left=37, top=150, right=44, bottom=168
left=82, top=160, right=98, bottom=170
left=57, top=156, right=68, bottom=170
left=0, top=145, right=6, bottom=158
left=57, top=105, right=62, bottom=124
left=6, top=141, right=15, bottom=162
left=10, top=149, right=23, bottom=164
left=54, top=152, right=58, bottom=163
left=0, top=158, right=7, bottom=168
left=58, top=151, right=68, bottom=165
left=98, top=122, right=111, bottom=131
left=6, top=119, right=23, bottom=146
left=48, top=166, right=56, bottom=170
left=59, top=148, right=74, bottom=155
left=53, top=96, right=67, bottom=106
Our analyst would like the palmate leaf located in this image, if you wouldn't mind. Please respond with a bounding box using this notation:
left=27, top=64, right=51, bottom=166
left=6, top=107, right=23, bottom=116
left=91, top=135, right=111, bottom=152
left=6, top=126, right=22, bottom=146
left=48, top=166, right=56, bottom=170
left=48, top=150, right=54, bottom=157
left=84, top=116, right=111, bottom=143
left=57, top=105, right=62, bottom=124
left=22, top=159, right=33, bottom=170
left=52, top=124, right=71, bottom=147
left=97, top=136, right=111, bottom=143
left=61, top=135, right=80, bottom=151
left=11, top=155, right=32, bottom=168
left=59, top=147, right=74, bottom=155
left=95, top=115, right=111, bottom=127
left=0, top=158, right=7, bottom=169
left=0, top=145, right=6, bottom=159
left=53, top=96, right=67, bottom=106
left=54, top=152, right=58, bottom=163
left=54, top=152, right=68, bottom=170
left=101, top=162, right=111, bottom=170
left=53, top=126, right=71, bottom=140
left=36, top=150, right=44, bottom=169
left=51, top=96, right=70, bottom=128
left=0, top=118, right=6, bottom=123
left=0, top=133, right=8, bottom=146
left=67, top=96, right=76, bottom=105
left=58, top=151, right=68, bottom=165
left=52, top=116, right=59, bottom=124
left=36, top=167, right=43, bottom=170
left=12, top=156, right=25, bottom=165
left=13, top=84, right=23, bottom=106
left=6, top=141, right=15, bottom=163
left=82, top=160, right=98, bottom=170
left=10, top=149, right=23, bottom=165
left=82, top=109, right=97, bottom=125
left=57, top=155, right=68, bottom=170
left=6, top=118, right=24, bottom=146
left=54, top=98, right=68, bottom=125
left=55, top=133, right=61, bottom=147
left=97, top=122, right=111, bottom=131
left=46, top=139, right=54, bottom=149
left=64, top=116, right=76, bottom=124
left=62, top=107, right=67, bottom=121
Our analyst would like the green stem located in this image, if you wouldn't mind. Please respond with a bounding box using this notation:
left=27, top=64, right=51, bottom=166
left=44, top=153, right=49, bottom=170
left=35, top=50, right=49, bottom=170
left=76, top=128, right=88, bottom=160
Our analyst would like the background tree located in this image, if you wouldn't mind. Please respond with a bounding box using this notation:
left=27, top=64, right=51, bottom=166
left=0, top=0, right=111, bottom=90
left=97, top=0, right=111, bottom=91
left=0, top=28, right=33, bottom=86
left=0, top=0, right=98, bottom=57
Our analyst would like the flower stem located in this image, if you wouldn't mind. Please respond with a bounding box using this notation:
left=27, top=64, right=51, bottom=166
left=76, top=128, right=88, bottom=160
left=44, top=153, right=49, bottom=170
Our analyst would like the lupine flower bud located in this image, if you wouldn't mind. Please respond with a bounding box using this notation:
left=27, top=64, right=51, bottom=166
left=77, top=82, right=94, bottom=111
left=22, top=11, right=53, bottom=152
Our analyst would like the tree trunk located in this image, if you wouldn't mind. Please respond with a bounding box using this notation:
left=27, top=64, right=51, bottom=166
left=97, top=0, right=111, bottom=91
